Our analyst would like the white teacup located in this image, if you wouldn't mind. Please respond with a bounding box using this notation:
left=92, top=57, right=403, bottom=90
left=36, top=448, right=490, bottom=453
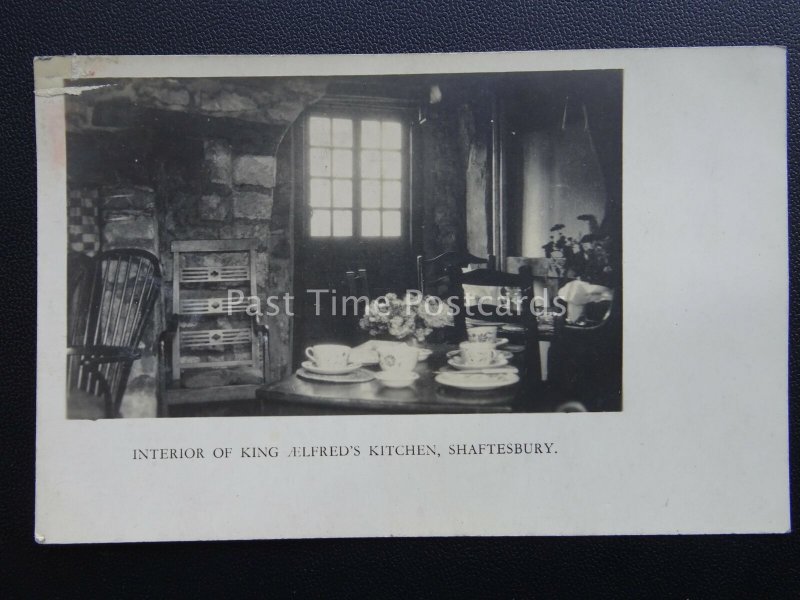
left=378, top=344, right=419, bottom=373
left=468, top=325, right=498, bottom=343
left=305, top=344, right=351, bottom=369
left=459, top=341, right=497, bottom=368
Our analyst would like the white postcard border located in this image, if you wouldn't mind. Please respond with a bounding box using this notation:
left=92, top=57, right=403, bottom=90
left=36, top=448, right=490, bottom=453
left=35, top=47, right=789, bottom=542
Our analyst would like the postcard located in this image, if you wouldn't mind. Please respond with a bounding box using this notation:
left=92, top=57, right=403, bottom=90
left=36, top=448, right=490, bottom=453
left=35, top=47, right=789, bottom=542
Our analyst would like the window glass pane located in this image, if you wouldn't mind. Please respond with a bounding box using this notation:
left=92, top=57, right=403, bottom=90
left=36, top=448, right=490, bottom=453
left=361, top=120, right=381, bottom=148
left=309, top=178, right=331, bottom=207
left=332, top=210, right=353, bottom=237
left=308, top=117, right=331, bottom=147
left=309, top=114, right=405, bottom=240
left=381, top=121, right=402, bottom=150
left=309, top=148, right=331, bottom=177
left=382, top=151, right=402, bottom=180
left=361, top=210, right=381, bottom=237
left=332, top=149, right=352, bottom=178
left=309, top=209, right=331, bottom=237
left=382, top=180, right=401, bottom=208
left=332, top=179, right=352, bottom=208
left=361, top=180, right=380, bottom=208
left=382, top=210, right=401, bottom=237
left=331, top=118, right=353, bottom=148
left=361, top=150, right=381, bottom=178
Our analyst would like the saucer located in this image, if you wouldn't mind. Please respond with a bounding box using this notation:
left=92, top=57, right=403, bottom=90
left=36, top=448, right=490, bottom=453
left=467, top=337, right=509, bottom=347
left=374, top=371, right=419, bottom=388
left=447, top=349, right=512, bottom=360
left=296, top=368, right=375, bottom=384
left=503, top=344, right=525, bottom=353
left=447, top=355, right=509, bottom=370
left=435, top=371, right=519, bottom=391
left=301, top=361, right=362, bottom=375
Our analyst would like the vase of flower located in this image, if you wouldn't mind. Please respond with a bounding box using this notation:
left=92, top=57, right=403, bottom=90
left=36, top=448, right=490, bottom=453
left=359, top=292, right=453, bottom=344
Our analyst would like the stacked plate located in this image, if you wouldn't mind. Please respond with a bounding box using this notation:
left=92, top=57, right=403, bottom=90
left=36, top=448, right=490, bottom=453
left=437, top=348, right=520, bottom=391
left=434, top=371, right=519, bottom=391
left=446, top=349, right=513, bottom=363
left=297, top=361, right=375, bottom=383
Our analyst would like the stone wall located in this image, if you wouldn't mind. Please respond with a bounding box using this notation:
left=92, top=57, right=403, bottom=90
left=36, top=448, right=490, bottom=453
left=264, top=128, right=296, bottom=381
left=66, top=78, right=327, bottom=416
left=154, top=133, right=276, bottom=383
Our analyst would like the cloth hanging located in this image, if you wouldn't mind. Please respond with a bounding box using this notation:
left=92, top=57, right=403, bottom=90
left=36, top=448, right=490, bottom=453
left=549, top=96, right=606, bottom=235
left=520, top=96, right=608, bottom=256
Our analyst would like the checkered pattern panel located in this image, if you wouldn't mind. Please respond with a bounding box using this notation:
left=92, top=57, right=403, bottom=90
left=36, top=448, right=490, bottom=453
left=68, top=193, right=100, bottom=255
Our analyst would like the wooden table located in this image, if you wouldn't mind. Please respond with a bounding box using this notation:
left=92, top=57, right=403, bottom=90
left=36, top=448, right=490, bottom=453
left=256, top=345, right=557, bottom=416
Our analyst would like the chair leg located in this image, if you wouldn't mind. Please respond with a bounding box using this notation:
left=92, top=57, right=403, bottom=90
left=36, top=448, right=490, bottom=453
left=261, top=331, right=270, bottom=384
left=157, top=337, right=170, bottom=418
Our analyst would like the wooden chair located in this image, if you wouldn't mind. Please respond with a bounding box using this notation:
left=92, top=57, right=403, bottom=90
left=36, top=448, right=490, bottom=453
left=341, top=268, right=370, bottom=346
left=67, top=249, right=161, bottom=419
left=547, top=293, right=621, bottom=411
left=345, top=268, right=370, bottom=298
left=450, top=265, right=542, bottom=391
left=159, top=239, right=268, bottom=414
left=416, top=251, right=495, bottom=297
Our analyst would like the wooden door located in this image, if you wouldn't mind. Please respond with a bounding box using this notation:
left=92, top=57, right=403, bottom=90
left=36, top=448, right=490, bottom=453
left=293, top=110, right=415, bottom=365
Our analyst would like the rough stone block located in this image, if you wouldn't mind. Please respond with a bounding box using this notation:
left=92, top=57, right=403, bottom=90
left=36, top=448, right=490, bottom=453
left=204, top=140, right=232, bottom=186
left=233, top=155, right=276, bottom=188
left=198, top=194, right=229, bottom=221
left=232, top=222, right=269, bottom=245
left=103, top=187, right=156, bottom=211
left=161, top=255, right=174, bottom=282
left=119, top=375, right=157, bottom=418
left=141, top=83, right=191, bottom=107
left=233, top=190, right=273, bottom=220
left=102, top=215, right=157, bottom=245
left=198, top=89, right=257, bottom=113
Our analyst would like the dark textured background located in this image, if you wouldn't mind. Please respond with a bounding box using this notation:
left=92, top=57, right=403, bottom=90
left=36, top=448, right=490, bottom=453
left=2, top=1, right=798, bottom=596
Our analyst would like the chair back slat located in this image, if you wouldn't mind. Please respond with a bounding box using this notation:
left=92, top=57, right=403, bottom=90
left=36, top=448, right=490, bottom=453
left=457, top=267, right=533, bottom=290
left=450, top=265, right=542, bottom=391
left=345, top=268, right=370, bottom=298
left=67, top=249, right=161, bottom=417
left=169, top=239, right=261, bottom=381
left=417, top=251, right=495, bottom=296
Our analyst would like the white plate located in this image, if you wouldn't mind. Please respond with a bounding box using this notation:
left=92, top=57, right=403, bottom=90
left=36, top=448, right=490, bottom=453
left=447, top=355, right=509, bottom=370
left=435, top=371, right=520, bottom=391
left=301, top=361, right=362, bottom=375
left=462, top=337, right=509, bottom=347
left=501, top=323, right=525, bottom=333
left=465, top=318, right=506, bottom=327
left=296, top=368, right=375, bottom=384
left=447, top=349, right=513, bottom=360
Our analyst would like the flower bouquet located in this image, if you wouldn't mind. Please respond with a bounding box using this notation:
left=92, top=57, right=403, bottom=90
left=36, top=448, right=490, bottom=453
left=359, top=292, right=453, bottom=343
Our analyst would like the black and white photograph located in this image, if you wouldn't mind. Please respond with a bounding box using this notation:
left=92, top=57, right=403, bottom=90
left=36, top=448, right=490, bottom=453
left=34, top=49, right=788, bottom=543
left=63, top=69, right=623, bottom=419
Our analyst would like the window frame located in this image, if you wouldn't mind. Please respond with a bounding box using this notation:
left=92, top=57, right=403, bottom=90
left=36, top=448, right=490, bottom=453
left=303, top=105, right=411, bottom=242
